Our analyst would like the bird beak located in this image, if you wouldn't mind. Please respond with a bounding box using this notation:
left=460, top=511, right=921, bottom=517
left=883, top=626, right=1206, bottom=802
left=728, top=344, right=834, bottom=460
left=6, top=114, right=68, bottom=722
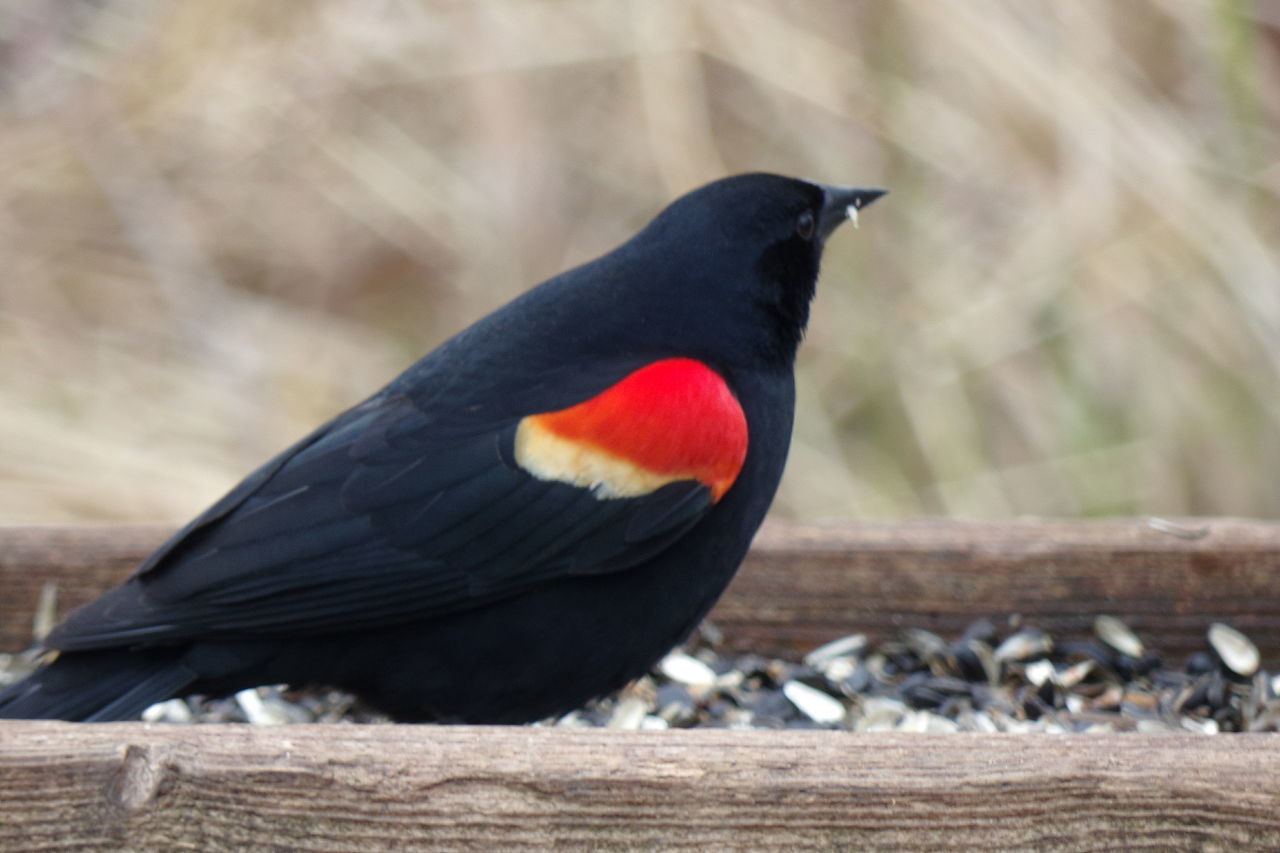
left=816, top=184, right=887, bottom=240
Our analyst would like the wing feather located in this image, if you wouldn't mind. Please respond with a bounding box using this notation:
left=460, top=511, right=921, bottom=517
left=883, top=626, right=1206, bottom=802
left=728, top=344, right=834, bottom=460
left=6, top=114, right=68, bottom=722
left=48, top=370, right=723, bottom=651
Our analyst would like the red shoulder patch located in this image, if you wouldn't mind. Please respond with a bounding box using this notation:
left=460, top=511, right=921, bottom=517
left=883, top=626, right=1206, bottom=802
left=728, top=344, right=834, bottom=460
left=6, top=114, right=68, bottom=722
left=514, top=359, right=748, bottom=501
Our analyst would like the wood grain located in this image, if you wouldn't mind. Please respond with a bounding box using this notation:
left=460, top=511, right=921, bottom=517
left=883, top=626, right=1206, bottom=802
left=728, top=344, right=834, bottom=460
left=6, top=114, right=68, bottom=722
left=0, top=525, right=164, bottom=651
left=722, top=517, right=1280, bottom=664
left=1, top=722, right=1277, bottom=851
left=3, top=519, right=1279, bottom=664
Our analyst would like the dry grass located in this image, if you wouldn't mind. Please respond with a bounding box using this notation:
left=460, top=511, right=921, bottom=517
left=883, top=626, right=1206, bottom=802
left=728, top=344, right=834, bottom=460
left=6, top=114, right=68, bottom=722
left=1, top=0, right=1278, bottom=523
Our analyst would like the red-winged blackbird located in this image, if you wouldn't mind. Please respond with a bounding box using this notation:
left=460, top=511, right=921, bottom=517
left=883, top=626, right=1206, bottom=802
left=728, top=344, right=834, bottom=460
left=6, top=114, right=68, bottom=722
left=0, top=173, right=884, bottom=723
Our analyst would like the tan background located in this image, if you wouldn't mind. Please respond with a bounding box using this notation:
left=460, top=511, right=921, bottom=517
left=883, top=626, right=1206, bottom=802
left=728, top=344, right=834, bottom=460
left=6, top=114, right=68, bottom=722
left=2, top=1, right=1278, bottom=523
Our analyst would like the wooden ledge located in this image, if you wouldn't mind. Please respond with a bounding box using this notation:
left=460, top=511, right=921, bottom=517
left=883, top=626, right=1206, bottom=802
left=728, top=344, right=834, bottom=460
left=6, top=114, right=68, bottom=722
left=1, top=722, right=1278, bottom=850
left=4, top=519, right=1280, bottom=661
left=4, top=522, right=1280, bottom=850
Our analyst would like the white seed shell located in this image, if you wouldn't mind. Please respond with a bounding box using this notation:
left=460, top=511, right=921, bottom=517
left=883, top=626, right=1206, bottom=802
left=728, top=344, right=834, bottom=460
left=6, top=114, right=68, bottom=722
left=1208, top=622, right=1260, bottom=676
left=639, top=715, right=669, bottom=731
left=606, top=695, right=649, bottom=730
left=659, top=652, right=717, bottom=687
left=1095, top=615, right=1144, bottom=658
left=783, top=680, right=846, bottom=724
left=1056, top=659, right=1095, bottom=688
left=234, top=687, right=289, bottom=726
left=33, top=581, right=58, bottom=644
left=142, top=698, right=192, bottom=724
left=994, top=630, right=1051, bottom=662
left=803, top=633, right=867, bottom=668
left=1024, top=659, right=1056, bottom=687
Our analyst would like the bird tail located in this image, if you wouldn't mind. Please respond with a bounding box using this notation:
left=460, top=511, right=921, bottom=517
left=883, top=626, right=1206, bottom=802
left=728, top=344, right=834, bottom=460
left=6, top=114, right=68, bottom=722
left=0, top=648, right=197, bottom=722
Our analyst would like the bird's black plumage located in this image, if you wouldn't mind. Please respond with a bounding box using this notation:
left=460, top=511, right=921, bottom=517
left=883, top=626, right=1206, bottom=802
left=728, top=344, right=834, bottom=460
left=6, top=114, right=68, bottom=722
left=0, top=173, right=884, bottom=723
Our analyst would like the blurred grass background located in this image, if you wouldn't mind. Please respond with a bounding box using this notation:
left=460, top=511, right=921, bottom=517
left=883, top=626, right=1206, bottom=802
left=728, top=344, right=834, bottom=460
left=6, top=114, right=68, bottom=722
left=1, top=0, right=1278, bottom=524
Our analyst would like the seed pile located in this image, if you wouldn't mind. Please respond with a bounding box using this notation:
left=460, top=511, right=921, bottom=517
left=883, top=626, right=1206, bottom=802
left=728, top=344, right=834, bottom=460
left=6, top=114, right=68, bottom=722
left=10, top=614, right=1264, bottom=733
left=561, top=617, right=1279, bottom=734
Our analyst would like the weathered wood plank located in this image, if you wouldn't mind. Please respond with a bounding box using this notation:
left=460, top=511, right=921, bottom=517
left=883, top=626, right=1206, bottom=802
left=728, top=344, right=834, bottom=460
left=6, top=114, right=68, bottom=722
left=0, top=525, right=165, bottom=651
left=2, top=519, right=1279, bottom=664
left=0, top=722, right=1276, bottom=851
left=720, top=518, right=1280, bottom=664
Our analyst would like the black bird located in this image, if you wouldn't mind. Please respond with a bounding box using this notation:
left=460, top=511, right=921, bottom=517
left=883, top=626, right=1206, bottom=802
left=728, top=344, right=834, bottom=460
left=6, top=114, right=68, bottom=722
left=0, top=173, right=884, bottom=723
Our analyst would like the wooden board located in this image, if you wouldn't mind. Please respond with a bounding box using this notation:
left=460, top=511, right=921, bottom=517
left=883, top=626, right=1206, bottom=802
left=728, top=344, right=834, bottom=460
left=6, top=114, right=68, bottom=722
left=722, top=517, right=1280, bottom=664
left=2, top=722, right=1278, bottom=852
left=2, top=519, right=1278, bottom=664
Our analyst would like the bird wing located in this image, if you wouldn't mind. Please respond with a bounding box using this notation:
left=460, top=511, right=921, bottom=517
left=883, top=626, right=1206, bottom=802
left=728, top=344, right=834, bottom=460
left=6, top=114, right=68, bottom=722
left=48, top=358, right=747, bottom=650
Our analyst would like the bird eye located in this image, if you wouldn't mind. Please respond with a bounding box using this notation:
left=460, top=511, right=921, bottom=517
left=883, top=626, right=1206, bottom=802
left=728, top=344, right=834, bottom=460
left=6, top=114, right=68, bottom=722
left=796, top=210, right=816, bottom=241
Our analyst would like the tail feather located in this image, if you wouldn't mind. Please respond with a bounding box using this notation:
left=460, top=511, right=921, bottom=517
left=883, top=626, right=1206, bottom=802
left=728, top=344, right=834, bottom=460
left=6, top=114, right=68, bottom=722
left=0, top=649, right=197, bottom=722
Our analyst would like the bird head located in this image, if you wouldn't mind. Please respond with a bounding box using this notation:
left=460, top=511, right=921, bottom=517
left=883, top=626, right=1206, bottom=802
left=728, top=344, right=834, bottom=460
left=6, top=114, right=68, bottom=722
left=627, top=173, right=886, bottom=367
